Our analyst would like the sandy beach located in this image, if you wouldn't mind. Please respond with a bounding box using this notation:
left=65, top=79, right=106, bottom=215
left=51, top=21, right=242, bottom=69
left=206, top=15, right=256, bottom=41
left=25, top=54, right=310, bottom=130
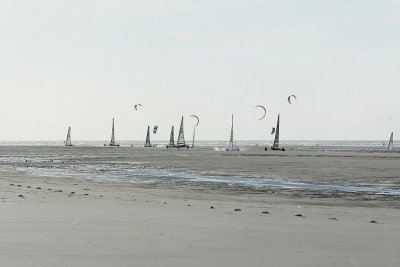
left=1, top=146, right=399, bottom=266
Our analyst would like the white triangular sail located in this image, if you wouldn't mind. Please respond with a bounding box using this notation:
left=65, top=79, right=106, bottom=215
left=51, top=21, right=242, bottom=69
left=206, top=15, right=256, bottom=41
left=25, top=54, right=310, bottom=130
left=109, top=118, right=119, bottom=146
left=388, top=132, right=394, bottom=151
left=177, top=116, right=186, bottom=147
left=169, top=126, right=175, bottom=146
left=65, top=126, right=72, bottom=146
left=226, top=114, right=239, bottom=151
left=145, top=126, right=151, bottom=147
left=271, top=114, right=280, bottom=150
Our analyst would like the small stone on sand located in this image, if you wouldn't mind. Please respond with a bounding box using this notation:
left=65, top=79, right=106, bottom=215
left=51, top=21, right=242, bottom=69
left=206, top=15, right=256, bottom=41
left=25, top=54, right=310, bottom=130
left=295, top=214, right=303, bottom=217
left=262, top=211, right=270, bottom=214
left=370, top=220, right=378, bottom=224
left=210, top=206, right=215, bottom=209
left=234, top=209, right=242, bottom=212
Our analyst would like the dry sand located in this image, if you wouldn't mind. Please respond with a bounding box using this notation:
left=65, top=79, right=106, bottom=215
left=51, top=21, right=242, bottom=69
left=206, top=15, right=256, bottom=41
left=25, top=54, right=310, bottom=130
left=0, top=146, right=399, bottom=266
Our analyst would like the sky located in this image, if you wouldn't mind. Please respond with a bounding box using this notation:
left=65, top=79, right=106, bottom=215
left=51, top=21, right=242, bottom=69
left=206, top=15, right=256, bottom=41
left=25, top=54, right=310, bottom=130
left=1, top=0, right=399, bottom=141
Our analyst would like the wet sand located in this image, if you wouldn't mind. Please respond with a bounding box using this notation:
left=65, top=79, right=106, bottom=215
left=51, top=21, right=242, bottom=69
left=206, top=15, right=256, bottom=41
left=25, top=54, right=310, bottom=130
left=0, top=146, right=399, bottom=266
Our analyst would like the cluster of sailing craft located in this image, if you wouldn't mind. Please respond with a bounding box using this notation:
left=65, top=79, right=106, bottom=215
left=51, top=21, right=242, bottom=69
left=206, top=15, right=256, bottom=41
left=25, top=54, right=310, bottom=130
left=65, top=112, right=286, bottom=151
left=65, top=95, right=394, bottom=151
left=65, top=96, right=300, bottom=150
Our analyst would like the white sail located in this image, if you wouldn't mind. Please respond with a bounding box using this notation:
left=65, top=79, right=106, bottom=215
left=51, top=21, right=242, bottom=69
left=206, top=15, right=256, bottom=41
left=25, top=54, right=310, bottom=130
left=388, top=132, right=394, bottom=151
left=169, top=126, right=175, bottom=146
left=109, top=118, right=119, bottom=146
left=272, top=114, right=280, bottom=150
left=145, top=126, right=151, bottom=147
left=190, top=115, right=199, bottom=148
left=177, top=116, right=186, bottom=147
left=191, top=127, right=196, bottom=148
left=226, top=114, right=239, bottom=151
left=65, top=126, right=72, bottom=146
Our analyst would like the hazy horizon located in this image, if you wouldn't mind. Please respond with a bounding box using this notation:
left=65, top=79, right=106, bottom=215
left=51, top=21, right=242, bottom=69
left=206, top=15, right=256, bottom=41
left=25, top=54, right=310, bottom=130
left=0, top=138, right=394, bottom=143
left=1, top=1, right=399, bottom=141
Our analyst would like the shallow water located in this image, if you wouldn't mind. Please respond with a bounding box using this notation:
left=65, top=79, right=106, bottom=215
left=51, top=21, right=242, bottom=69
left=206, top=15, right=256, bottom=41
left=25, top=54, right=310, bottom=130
left=1, top=154, right=399, bottom=196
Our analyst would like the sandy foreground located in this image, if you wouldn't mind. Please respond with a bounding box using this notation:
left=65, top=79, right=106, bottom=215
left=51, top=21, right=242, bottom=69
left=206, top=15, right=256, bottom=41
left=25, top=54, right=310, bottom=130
left=0, top=146, right=400, bottom=267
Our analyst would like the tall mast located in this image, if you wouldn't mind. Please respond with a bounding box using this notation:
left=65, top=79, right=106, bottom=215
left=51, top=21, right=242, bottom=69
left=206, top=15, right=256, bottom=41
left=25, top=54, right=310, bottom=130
left=272, top=114, right=280, bottom=149
left=169, top=126, right=175, bottom=146
left=66, top=126, right=72, bottom=146
left=191, top=127, right=196, bottom=148
left=145, top=126, right=151, bottom=147
left=388, top=132, right=394, bottom=151
left=229, top=114, right=234, bottom=149
left=110, top=118, right=115, bottom=145
left=177, top=116, right=185, bottom=147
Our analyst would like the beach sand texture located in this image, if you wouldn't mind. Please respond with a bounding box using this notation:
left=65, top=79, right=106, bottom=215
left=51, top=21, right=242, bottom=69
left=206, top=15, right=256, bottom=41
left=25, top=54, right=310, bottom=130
left=1, top=146, right=399, bottom=266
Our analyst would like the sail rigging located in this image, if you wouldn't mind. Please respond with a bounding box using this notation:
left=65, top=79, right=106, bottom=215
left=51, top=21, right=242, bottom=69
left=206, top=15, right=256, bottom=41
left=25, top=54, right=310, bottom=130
left=388, top=132, right=394, bottom=151
left=226, top=114, right=239, bottom=151
left=271, top=114, right=284, bottom=151
left=145, top=126, right=151, bottom=147
left=190, top=115, right=199, bottom=148
left=65, top=126, right=72, bottom=146
left=167, top=125, right=176, bottom=147
left=191, top=127, right=196, bottom=148
left=109, top=118, right=119, bottom=146
left=177, top=116, right=187, bottom=148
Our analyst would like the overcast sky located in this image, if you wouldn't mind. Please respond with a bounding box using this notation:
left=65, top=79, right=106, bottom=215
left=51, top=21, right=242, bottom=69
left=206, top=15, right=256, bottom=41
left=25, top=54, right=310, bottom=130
left=1, top=0, right=399, bottom=141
